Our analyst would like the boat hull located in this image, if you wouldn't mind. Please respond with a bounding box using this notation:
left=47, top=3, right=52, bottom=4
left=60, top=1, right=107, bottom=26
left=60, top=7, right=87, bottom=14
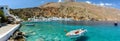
left=66, top=29, right=87, bottom=38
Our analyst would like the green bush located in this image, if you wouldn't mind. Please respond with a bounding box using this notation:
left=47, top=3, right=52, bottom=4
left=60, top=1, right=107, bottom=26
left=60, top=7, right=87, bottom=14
left=0, top=9, right=8, bottom=23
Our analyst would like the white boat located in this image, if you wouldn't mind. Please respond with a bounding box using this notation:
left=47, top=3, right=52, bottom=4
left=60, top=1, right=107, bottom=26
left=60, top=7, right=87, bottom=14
left=25, top=24, right=35, bottom=26
left=66, top=29, right=87, bottom=38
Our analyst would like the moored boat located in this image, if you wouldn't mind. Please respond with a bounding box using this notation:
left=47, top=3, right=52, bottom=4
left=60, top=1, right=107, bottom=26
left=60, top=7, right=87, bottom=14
left=66, top=29, right=87, bottom=38
left=25, top=24, right=35, bottom=26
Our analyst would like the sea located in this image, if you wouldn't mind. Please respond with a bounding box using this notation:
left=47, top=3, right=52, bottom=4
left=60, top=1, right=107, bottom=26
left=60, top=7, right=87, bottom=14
left=20, top=21, right=120, bottom=41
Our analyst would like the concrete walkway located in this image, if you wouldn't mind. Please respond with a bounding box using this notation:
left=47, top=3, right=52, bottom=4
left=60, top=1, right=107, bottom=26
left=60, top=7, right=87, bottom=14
left=0, top=24, right=20, bottom=41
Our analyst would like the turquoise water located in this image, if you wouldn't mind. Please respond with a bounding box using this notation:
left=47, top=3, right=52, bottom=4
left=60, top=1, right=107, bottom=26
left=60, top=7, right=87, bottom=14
left=20, top=21, right=120, bottom=41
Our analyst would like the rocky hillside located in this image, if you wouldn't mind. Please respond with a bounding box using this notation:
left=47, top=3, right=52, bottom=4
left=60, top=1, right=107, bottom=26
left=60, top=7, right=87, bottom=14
left=10, top=2, right=120, bottom=21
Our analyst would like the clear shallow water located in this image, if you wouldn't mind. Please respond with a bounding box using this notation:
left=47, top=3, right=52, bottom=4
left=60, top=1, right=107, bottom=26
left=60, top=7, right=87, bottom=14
left=20, top=21, right=120, bottom=41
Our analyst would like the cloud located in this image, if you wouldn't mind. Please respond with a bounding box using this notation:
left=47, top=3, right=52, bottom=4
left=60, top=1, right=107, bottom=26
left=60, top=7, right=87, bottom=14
left=95, top=3, right=113, bottom=6
left=58, top=0, right=62, bottom=2
left=41, top=1, right=44, bottom=3
left=105, top=3, right=112, bottom=6
left=85, top=1, right=113, bottom=7
left=85, top=1, right=91, bottom=4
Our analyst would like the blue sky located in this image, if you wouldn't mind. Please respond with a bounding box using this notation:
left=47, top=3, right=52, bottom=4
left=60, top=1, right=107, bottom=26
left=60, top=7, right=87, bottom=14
left=0, top=0, right=120, bottom=9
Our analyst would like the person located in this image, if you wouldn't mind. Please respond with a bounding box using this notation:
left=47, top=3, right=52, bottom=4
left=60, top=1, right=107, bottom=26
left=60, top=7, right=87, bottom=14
left=114, top=21, right=118, bottom=26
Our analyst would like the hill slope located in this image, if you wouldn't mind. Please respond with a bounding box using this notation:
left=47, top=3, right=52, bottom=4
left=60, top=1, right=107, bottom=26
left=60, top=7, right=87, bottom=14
left=10, top=2, right=120, bottom=21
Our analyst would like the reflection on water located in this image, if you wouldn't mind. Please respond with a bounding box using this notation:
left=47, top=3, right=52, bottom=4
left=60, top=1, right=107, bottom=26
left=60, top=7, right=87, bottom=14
left=76, top=36, right=89, bottom=41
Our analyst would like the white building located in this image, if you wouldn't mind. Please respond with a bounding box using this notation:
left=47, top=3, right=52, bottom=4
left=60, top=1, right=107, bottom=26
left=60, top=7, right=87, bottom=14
left=65, top=0, right=76, bottom=2
left=58, top=0, right=76, bottom=2
left=0, top=5, right=11, bottom=16
left=0, top=5, right=21, bottom=22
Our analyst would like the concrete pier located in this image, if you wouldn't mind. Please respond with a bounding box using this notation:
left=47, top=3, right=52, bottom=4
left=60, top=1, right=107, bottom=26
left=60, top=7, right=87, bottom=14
left=0, top=24, right=20, bottom=41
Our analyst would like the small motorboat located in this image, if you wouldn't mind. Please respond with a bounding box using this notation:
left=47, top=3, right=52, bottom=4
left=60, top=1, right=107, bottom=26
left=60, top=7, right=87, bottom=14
left=25, top=24, right=35, bottom=26
left=66, top=29, right=87, bottom=38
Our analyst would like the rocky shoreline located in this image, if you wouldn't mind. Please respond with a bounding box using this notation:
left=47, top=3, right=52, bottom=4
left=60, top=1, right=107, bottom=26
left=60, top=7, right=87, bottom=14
left=8, top=30, right=26, bottom=41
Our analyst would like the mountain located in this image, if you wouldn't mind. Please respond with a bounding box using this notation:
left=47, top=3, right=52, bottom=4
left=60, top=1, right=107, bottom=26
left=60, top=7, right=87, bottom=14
left=10, top=2, right=120, bottom=21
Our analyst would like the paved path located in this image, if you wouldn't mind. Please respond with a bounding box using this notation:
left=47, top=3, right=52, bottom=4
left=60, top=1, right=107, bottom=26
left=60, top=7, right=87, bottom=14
left=0, top=24, right=20, bottom=41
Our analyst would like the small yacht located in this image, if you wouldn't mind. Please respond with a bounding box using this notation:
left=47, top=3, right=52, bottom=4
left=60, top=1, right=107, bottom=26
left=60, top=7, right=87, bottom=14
left=25, top=24, right=35, bottom=26
left=66, top=29, right=87, bottom=38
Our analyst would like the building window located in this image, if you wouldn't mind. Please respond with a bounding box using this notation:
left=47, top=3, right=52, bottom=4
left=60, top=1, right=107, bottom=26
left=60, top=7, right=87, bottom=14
left=0, top=7, right=4, bottom=9
left=6, top=8, right=7, bottom=9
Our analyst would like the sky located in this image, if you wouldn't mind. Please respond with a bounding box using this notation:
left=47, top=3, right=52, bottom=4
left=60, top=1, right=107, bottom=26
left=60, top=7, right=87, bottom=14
left=0, top=0, right=120, bottom=9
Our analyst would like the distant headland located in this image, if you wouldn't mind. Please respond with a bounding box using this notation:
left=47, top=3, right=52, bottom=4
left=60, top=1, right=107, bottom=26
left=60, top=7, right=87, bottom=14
left=10, top=2, right=120, bottom=21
